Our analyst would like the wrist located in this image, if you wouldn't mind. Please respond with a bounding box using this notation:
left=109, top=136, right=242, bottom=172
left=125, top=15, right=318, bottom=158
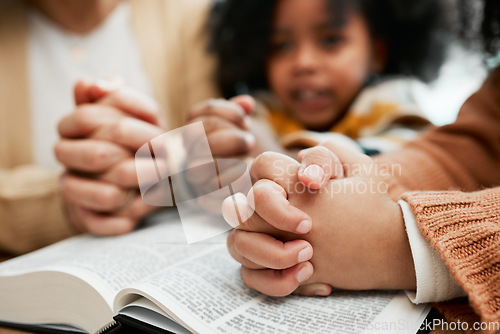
left=381, top=202, right=417, bottom=290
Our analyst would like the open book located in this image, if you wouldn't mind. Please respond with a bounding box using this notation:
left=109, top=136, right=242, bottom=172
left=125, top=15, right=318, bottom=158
left=0, top=210, right=430, bottom=334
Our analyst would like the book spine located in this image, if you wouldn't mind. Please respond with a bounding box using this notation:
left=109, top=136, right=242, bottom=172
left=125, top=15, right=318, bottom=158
left=96, top=320, right=120, bottom=334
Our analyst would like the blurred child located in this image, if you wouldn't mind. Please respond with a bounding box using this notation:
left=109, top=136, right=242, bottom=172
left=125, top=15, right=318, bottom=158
left=224, top=0, right=500, bottom=328
left=198, top=0, right=447, bottom=156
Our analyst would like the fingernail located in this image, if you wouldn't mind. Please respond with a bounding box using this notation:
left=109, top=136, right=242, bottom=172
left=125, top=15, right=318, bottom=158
left=296, top=219, right=312, bottom=234
left=233, top=192, right=247, bottom=202
left=245, top=133, right=255, bottom=150
left=231, top=193, right=253, bottom=226
left=236, top=105, right=246, bottom=117
left=243, top=116, right=252, bottom=129
left=314, top=289, right=331, bottom=296
left=296, top=264, right=313, bottom=283
left=303, top=164, right=325, bottom=185
left=297, top=246, right=313, bottom=263
left=222, top=195, right=243, bottom=228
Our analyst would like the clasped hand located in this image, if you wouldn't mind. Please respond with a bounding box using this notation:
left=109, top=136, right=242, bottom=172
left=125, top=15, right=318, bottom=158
left=223, top=143, right=416, bottom=297
left=56, top=79, right=165, bottom=235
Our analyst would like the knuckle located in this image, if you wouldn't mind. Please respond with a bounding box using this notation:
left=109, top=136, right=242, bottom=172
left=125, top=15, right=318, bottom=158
left=274, top=275, right=298, bottom=296
left=116, top=163, right=136, bottom=185
left=53, top=142, right=65, bottom=162
left=253, top=152, right=273, bottom=167
left=250, top=190, right=265, bottom=212
left=226, top=231, right=240, bottom=260
left=187, top=107, right=197, bottom=119
left=218, top=132, right=247, bottom=155
left=222, top=103, right=243, bottom=121
left=189, top=99, right=217, bottom=118
left=201, top=116, right=218, bottom=131
left=127, top=203, right=141, bottom=218
left=60, top=180, right=72, bottom=199
left=129, top=200, right=149, bottom=219
left=98, top=186, right=123, bottom=210
left=104, top=89, right=120, bottom=102
left=240, top=256, right=257, bottom=269
left=240, top=268, right=293, bottom=297
left=85, top=221, right=102, bottom=235
left=74, top=105, right=95, bottom=130
left=110, top=119, right=127, bottom=141
left=317, top=145, right=332, bottom=154
left=235, top=134, right=248, bottom=153
left=315, top=146, right=334, bottom=158
left=270, top=251, right=288, bottom=269
left=86, top=145, right=111, bottom=168
left=207, top=98, right=219, bottom=105
left=190, top=116, right=219, bottom=135
left=240, top=214, right=258, bottom=232
left=116, top=219, right=136, bottom=235
left=250, top=181, right=271, bottom=209
left=274, top=211, right=293, bottom=230
left=268, top=278, right=295, bottom=297
left=305, top=146, right=332, bottom=163
left=251, top=152, right=275, bottom=177
left=204, top=100, right=220, bottom=113
left=240, top=269, right=253, bottom=288
left=114, top=164, right=129, bottom=182
left=240, top=269, right=261, bottom=292
left=232, top=230, right=247, bottom=256
left=280, top=285, right=297, bottom=297
left=78, top=213, right=100, bottom=235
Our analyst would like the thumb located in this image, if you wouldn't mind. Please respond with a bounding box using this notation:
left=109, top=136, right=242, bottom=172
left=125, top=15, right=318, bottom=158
left=297, top=145, right=344, bottom=189
left=73, top=78, right=93, bottom=105
left=229, top=95, right=255, bottom=116
left=73, top=77, right=124, bottom=105
left=87, top=78, right=124, bottom=102
left=320, top=141, right=374, bottom=177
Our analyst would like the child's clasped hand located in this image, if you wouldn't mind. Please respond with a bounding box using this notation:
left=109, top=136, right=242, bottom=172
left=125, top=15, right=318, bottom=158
left=223, top=142, right=417, bottom=297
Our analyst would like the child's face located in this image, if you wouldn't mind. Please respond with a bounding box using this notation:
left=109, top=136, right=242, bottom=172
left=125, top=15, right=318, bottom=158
left=267, top=0, right=381, bottom=131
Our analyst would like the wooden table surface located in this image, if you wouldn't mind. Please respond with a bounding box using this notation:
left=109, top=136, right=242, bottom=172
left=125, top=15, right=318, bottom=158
left=0, top=329, right=31, bottom=334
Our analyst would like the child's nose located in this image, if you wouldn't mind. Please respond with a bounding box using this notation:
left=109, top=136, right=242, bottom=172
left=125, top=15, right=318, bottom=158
left=292, top=44, right=319, bottom=75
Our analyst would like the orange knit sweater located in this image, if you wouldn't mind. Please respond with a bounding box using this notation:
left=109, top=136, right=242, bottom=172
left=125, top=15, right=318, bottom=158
left=377, top=68, right=500, bottom=330
left=403, top=189, right=500, bottom=331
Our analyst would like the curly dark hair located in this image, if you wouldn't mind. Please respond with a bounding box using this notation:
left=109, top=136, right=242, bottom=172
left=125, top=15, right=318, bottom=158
left=209, top=0, right=448, bottom=98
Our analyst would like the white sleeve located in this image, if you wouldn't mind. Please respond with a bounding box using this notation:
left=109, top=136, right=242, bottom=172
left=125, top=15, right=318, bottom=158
left=398, top=200, right=466, bottom=304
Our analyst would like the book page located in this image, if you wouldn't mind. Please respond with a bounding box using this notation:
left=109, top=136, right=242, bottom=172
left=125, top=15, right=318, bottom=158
left=0, top=211, right=230, bottom=333
left=0, top=211, right=220, bottom=306
left=362, top=294, right=431, bottom=334
left=115, top=248, right=429, bottom=334
left=119, top=298, right=193, bottom=334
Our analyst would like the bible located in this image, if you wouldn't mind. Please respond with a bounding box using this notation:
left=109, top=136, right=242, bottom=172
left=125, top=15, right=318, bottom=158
left=0, top=210, right=430, bottom=334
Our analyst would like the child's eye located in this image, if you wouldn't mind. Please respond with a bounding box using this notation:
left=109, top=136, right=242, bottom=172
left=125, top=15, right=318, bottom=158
left=320, top=35, right=343, bottom=48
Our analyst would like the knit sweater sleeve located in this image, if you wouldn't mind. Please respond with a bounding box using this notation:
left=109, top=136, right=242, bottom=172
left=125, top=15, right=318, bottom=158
left=401, top=188, right=500, bottom=323
left=0, top=166, right=78, bottom=257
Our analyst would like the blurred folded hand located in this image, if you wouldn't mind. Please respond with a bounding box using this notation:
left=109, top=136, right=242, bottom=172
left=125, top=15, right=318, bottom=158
left=55, top=78, right=165, bottom=235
